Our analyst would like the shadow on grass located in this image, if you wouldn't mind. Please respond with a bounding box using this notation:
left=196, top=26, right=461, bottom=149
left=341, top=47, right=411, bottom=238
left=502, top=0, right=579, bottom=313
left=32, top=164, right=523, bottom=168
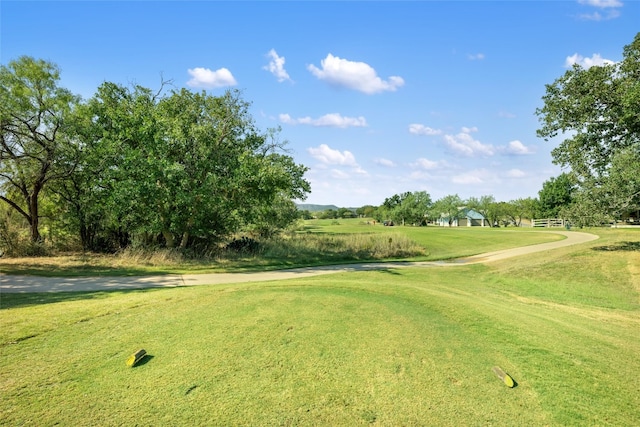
left=132, top=354, right=154, bottom=367
left=0, top=287, right=165, bottom=310
left=0, top=264, right=177, bottom=277
left=591, top=241, right=640, bottom=252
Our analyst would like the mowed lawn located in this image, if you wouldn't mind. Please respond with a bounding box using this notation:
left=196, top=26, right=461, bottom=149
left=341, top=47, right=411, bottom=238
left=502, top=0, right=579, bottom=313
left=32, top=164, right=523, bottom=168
left=1, top=228, right=639, bottom=425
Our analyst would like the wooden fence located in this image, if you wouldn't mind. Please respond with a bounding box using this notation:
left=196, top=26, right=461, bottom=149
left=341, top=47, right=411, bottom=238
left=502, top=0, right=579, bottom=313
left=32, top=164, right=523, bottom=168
left=531, top=218, right=566, bottom=228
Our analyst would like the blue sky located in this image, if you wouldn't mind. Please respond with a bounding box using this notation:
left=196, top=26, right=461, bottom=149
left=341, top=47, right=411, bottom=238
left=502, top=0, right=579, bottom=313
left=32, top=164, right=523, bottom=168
left=2, top=1, right=639, bottom=207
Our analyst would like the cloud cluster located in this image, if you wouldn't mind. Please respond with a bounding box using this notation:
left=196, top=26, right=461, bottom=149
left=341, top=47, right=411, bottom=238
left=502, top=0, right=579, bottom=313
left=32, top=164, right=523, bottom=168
left=187, top=50, right=404, bottom=96
left=373, top=158, right=397, bottom=168
left=186, top=67, right=237, bottom=89
left=410, top=158, right=446, bottom=170
left=307, top=144, right=367, bottom=178
left=307, top=54, right=405, bottom=94
left=565, top=53, right=615, bottom=68
left=410, top=124, right=534, bottom=157
left=263, top=49, right=292, bottom=82
left=503, top=140, right=534, bottom=155
left=443, top=127, right=495, bottom=157
left=577, top=0, right=623, bottom=20
left=452, top=168, right=526, bottom=185
left=279, top=113, right=367, bottom=128
left=409, top=124, right=442, bottom=136
left=308, top=144, right=358, bottom=167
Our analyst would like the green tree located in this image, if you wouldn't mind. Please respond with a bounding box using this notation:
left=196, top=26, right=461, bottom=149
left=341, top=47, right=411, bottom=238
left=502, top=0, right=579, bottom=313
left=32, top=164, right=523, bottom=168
left=432, top=194, right=464, bottom=226
left=320, top=209, right=338, bottom=219
left=536, top=32, right=640, bottom=220
left=561, top=147, right=640, bottom=227
left=64, top=83, right=309, bottom=250
left=537, top=173, right=575, bottom=218
left=337, top=207, right=354, bottom=218
left=467, top=195, right=496, bottom=227
left=511, top=197, right=538, bottom=226
left=601, top=147, right=640, bottom=220
left=356, top=205, right=377, bottom=218
left=395, top=191, right=432, bottom=225
left=0, top=56, right=80, bottom=242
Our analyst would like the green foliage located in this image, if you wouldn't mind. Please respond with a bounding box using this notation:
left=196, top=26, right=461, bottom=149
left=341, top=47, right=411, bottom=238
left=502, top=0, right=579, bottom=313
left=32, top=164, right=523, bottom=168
left=432, top=194, right=464, bottom=225
left=1, top=57, right=309, bottom=253
left=380, top=191, right=432, bottom=225
left=537, top=173, right=575, bottom=218
left=0, top=56, right=80, bottom=242
left=537, top=32, right=640, bottom=220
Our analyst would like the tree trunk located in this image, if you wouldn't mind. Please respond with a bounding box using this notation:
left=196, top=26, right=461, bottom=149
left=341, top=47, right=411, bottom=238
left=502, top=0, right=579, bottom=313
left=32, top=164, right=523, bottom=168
left=162, top=229, right=175, bottom=248
left=179, top=231, right=190, bottom=249
left=29, top=192, right=41, bottom=243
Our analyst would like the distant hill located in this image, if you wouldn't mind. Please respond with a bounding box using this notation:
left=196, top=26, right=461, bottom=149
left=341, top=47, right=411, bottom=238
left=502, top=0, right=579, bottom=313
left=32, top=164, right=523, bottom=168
left=296, top=204, right=358, bottom=212
left=296, top=204, right=339, bottom=212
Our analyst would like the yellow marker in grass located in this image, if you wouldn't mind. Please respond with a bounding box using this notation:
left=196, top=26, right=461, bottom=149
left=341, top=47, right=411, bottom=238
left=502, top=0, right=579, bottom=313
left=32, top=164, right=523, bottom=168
left=492, top=366, right=515, bottom=388
left=126, top=349, right=147, bottom=367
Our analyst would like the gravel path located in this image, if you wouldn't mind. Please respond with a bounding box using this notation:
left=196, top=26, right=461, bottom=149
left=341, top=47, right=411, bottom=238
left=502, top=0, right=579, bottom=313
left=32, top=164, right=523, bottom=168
left=0, top=231, right=598, bottom=293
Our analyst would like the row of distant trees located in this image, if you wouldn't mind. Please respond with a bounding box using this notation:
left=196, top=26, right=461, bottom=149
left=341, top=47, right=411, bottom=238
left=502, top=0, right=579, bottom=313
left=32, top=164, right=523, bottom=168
left=301, top=174, right=574, bottom=227
left=0, top=57, right=310, bottom=254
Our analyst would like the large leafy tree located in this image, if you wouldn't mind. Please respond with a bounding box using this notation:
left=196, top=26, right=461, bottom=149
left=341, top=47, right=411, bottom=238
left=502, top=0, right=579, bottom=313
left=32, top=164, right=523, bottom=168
left=536, top=32, right=640, bottom=221
left=378, top=191, right=432, bottom=225
left=396, top=191, right=432, bottom=225
left=466, top=195, right=497, bottom=226
left=432, top=194, right=464, bottom=226
left=72, top=83, right=309, bottom=249
left=0, top=56, right=80, bottom=242
left=537, top=173, right=575, bottom=218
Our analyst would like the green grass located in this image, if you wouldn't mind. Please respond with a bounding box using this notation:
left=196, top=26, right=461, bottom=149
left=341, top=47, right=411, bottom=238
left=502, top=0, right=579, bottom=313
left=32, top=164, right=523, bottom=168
left=1, top=228, right=639, bottom=425
left=0, top=220, right=564, bottom=276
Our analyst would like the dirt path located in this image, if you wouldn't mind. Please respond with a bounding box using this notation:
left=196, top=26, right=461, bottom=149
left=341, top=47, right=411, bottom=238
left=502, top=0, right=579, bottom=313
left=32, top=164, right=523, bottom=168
left=0, top=231, right=599, bottom=293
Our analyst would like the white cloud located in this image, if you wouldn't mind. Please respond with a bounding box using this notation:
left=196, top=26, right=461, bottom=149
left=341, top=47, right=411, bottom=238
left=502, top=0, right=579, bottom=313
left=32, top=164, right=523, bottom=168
left=503, top=140, right=535, bottom=155
left=280, top=113, right=367, bottom=128
left=410, top=158, right=441, bottom=170
left=578, top=10, right=621, bottom=20
left=565, top=53, right=615, bottom=68
left=452, top=169, right=499, bottom=185
left=308, top=144, right=359, bottom=167
left=452, top=170, right=489, bottom=185
left=443, top=127, right=494, bottom=157
left=577, top=0, right=623, bottom=20
left=263, top=49, right=292, bottom=82
left=186, top=67, right=237, bottom=88
left=374, top=158, right=396, bottom=167
left=578, top=0, right=622, bottom=8
left=505, top=169, right=526, bottom=178
left=467, top=53, right=485, bottom=61
left=409, top=124, right=442, bottom=136
left=307, top=54, right=404, bottom=94
left=330, top=169, right=350, bottom=179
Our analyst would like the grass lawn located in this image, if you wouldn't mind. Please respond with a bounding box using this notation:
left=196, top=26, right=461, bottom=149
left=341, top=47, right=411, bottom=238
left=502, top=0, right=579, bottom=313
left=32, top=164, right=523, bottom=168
left=1, top=228, right=639, bottom=425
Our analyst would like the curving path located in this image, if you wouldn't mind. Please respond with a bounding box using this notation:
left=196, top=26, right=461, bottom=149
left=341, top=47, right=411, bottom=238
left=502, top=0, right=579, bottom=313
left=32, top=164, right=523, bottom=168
left=0, top=231, right=599, bottom=293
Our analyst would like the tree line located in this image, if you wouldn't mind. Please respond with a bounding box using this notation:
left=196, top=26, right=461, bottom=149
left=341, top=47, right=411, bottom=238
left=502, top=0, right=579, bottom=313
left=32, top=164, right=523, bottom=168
left=302, top=180, right=571, bottom=228
left=0, top=57, right=310, bottom=255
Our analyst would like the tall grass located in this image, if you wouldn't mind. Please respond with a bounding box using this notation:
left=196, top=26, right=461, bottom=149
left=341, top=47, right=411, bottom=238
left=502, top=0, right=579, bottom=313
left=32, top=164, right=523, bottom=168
left=259, top=232, right=426, bottom=263
left=0, top=220, right=567, bottom=276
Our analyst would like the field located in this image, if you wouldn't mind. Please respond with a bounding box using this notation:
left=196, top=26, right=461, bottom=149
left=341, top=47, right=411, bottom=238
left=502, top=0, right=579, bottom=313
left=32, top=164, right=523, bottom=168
left=1, top=223, right=639, bottom=425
